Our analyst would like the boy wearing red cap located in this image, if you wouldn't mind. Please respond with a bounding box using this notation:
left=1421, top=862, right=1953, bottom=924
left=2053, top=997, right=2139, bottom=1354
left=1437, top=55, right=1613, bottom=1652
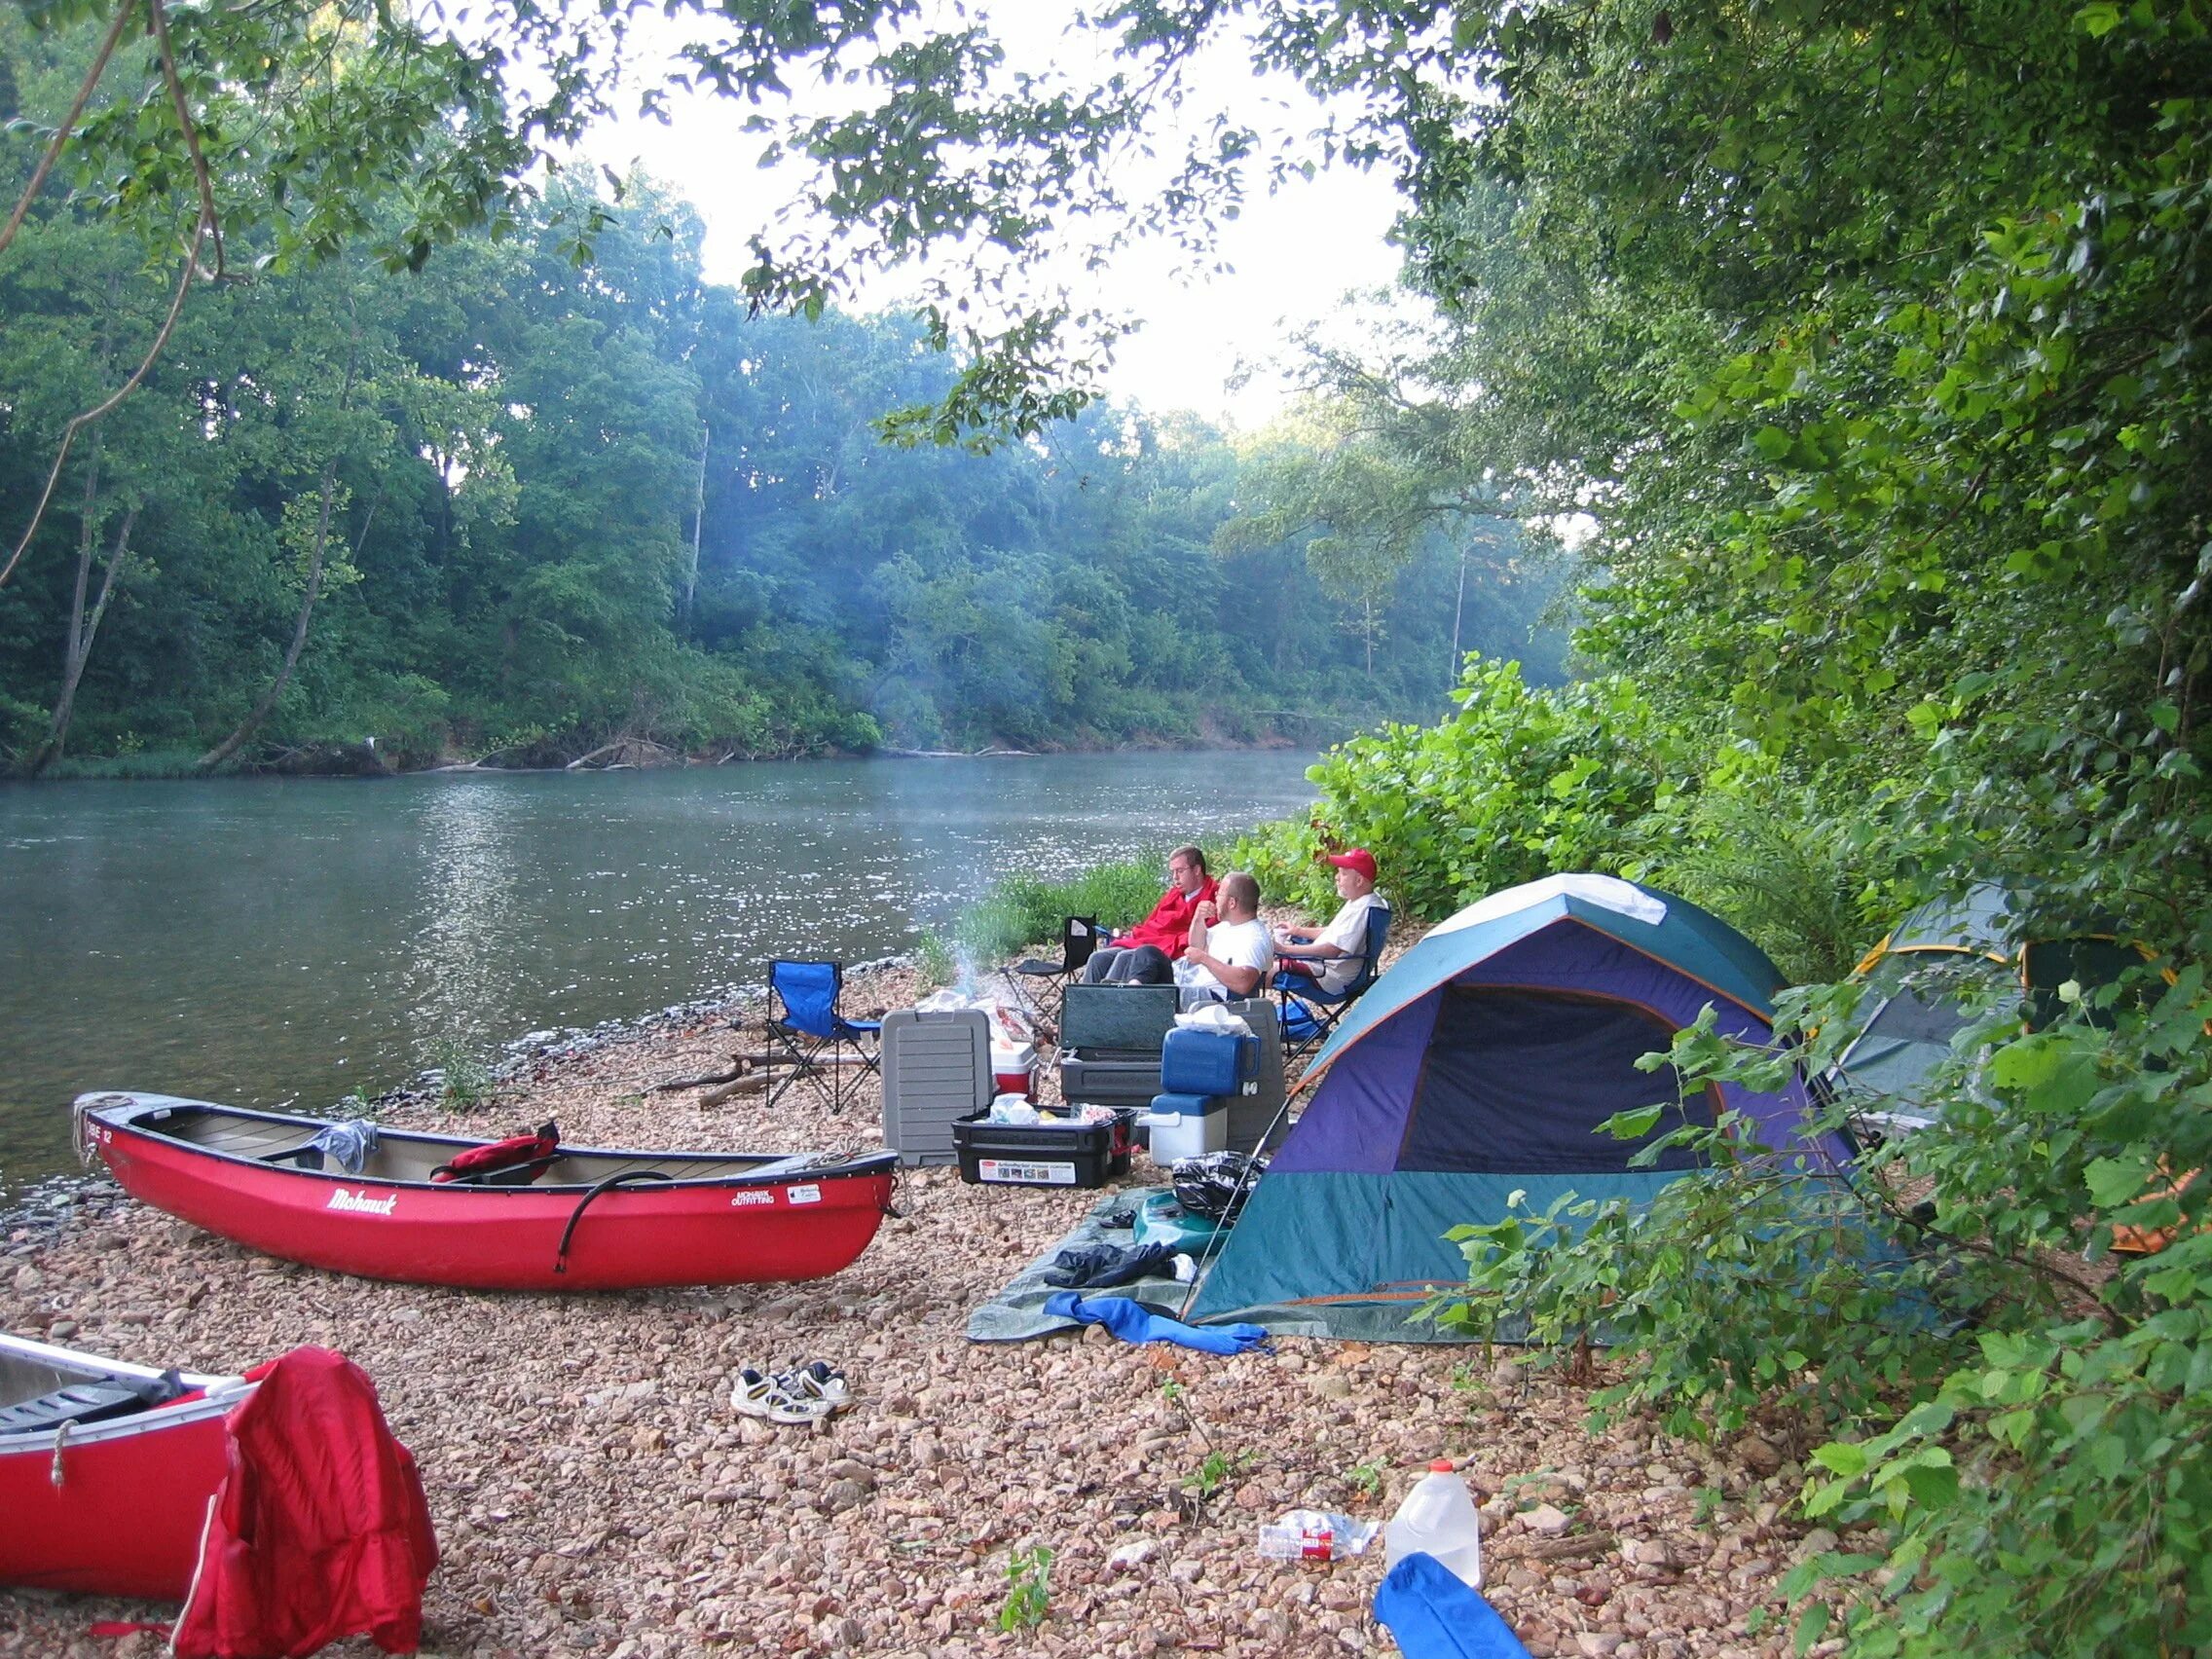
left=1272, top=849, right=1385, bottom=994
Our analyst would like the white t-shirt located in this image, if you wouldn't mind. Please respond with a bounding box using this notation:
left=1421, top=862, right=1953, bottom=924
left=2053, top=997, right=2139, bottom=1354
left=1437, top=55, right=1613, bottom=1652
left=1174, top=916, right=1275, bottom=1002
left=1310, top=891, right=1386, bottom=994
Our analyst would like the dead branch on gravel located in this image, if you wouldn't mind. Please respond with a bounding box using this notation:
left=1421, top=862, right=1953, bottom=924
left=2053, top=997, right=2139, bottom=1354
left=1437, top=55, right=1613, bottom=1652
left=653, top=1062, right=747, bottom=1092
left=700, top=1075, right=769, bottom=1106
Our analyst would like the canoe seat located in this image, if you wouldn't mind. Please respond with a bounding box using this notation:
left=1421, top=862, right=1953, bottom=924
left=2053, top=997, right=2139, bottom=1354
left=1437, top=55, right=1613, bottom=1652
left=0, top=1371, right=183, bottom=1437
left=260, top=1143, right=324, bottom=1169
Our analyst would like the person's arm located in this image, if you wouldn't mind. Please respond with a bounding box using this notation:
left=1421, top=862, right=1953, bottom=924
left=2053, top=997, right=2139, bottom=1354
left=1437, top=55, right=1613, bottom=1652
left=1183, top=942, right=1264, bottom=997
left=1275, top=902, right=1359, bottom=960
left=1188, top=908, right=1265, bottom=996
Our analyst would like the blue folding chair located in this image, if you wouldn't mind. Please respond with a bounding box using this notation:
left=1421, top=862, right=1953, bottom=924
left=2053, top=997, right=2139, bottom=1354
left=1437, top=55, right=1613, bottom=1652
left=1273, top=903, right=1392, bottom=1062
left=765, top=961, right=882, bottom=1112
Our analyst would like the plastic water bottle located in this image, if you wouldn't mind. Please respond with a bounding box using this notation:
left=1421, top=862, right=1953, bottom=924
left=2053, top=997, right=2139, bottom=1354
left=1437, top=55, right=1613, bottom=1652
left=1383, top=1459, right=1484, bottom=1588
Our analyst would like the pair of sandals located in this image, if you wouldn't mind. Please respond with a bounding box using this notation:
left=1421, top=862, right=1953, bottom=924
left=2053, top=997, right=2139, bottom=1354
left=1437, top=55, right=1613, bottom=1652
left=730, top=1360, right=852, bottom=1425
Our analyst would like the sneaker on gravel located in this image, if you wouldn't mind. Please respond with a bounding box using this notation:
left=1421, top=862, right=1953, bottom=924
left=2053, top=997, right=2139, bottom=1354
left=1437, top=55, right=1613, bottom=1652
left=778, top=1360, right=852, bottom=1412
left=730, top=1367, right=830, bottom=1425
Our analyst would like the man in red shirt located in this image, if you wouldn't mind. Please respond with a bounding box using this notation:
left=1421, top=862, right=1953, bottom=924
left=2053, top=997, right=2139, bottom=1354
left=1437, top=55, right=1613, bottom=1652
left=1081, top=845, right=1218, bottom=984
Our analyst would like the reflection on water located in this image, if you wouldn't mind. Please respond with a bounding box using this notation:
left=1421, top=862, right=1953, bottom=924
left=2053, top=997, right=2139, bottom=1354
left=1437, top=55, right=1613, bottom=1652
left=0, top=753, right=1316, bottom=1194
left=407, top=783, right=524, bottom=1052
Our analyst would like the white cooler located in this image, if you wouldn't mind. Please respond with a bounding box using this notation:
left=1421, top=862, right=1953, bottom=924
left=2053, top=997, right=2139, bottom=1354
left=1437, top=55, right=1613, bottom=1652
left=1139, top=1097, right=1229, bottom=1163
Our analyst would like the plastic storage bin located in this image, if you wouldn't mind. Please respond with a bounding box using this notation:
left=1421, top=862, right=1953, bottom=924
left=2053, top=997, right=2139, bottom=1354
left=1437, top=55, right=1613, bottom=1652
left=952, top=1110, right=1134, bottom=1188
left=880, top=1008, right=992, bottom=1166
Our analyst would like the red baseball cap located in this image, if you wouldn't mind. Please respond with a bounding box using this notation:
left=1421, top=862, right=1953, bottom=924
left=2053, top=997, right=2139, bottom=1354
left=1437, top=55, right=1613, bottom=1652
left=1323, top=848, right=1378, bottom=882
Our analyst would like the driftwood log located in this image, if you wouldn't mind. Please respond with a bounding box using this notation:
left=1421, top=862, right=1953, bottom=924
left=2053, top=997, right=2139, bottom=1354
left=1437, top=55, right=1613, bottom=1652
left=652, top=1063, right=746, bottom=1092
left=701, top=1074, right=770, bottom=1106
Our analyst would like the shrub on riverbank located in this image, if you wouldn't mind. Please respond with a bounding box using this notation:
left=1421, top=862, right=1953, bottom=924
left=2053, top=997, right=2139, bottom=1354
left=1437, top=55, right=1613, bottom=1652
left=954, top=853, right=1174, bottom=962
left=1238, top=656, right=1693, bottom=921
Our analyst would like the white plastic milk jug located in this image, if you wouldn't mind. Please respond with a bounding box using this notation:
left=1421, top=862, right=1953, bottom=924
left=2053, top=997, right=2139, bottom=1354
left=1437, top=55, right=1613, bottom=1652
left=1383, top=1458, right=1484, bottom=1588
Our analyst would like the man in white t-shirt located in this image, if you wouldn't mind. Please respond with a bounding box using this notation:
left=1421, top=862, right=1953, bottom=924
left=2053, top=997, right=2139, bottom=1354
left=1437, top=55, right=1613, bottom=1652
left=1174, top=871, right=1274, bottom=1002
left=1272, top=848, right=1386, bottom=995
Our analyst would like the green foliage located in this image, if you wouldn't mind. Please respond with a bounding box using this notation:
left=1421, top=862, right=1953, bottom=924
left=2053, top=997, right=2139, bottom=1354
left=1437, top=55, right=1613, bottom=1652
left=911, top=932, right=955, bottom=991
left=426, top=1038, right=492, bottom=1112
left=1342, top=1457, right=1387, bottom=1502
left=1432, top=954, right=2212, bottom=1656
left=1241, top=657, right=1691, bottom=922
left=0, top=148, right=1546, bottom=769
left=1182, top=1448, right=1256, bottom=1505
left=954, top=852, right=1177, bottom=961
left=995, top=1545, right=1052, bottom=1633
left=1637, top=769, right=1886, bottom=986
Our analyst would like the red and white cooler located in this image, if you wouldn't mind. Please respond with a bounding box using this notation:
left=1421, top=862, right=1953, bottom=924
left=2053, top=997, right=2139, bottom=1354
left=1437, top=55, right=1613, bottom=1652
left=991, top=1040, right=1038, bottom=1101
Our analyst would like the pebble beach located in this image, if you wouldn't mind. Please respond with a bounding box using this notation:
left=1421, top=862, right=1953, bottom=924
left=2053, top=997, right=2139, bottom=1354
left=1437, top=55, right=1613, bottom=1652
left=2, top=960, right=1850, bottom=1659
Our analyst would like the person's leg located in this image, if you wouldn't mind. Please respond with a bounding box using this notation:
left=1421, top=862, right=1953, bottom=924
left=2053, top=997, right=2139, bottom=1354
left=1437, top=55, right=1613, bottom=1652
left=1083, top=946, right=1126, bottom=984
left=1109, top=945, right=1173, bottom=984
left=1278, top=958, right=1322, bottom=980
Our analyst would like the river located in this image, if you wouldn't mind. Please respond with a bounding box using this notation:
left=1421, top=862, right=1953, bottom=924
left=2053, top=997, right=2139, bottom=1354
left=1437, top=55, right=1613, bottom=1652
left=0, top=752, right=1317, bottom=1197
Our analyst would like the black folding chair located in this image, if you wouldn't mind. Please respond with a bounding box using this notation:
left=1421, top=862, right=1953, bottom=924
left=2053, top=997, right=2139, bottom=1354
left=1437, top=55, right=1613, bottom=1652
left=1008, top=915, right=1100, bottom=1024
left=1273, top=903, right=1392, bottom=1063
left=764, top=960, right=882, bottom=1112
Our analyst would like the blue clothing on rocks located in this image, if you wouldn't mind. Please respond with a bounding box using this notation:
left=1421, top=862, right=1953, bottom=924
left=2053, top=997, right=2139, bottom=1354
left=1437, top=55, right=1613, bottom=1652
left=1040, top=1292, right=1269, bottom=1355
left=1373, top=1553, right=1532, bottom=1659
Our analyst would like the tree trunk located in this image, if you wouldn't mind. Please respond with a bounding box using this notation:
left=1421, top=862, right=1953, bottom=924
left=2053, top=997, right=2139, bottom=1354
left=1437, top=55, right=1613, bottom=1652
left=30, top=494, right=135, bottom=777
left=682, top=423, right=708, bottom=633
left=196, top=460, right=338, bottom=772
left=1449, top=541, right=1468, bottom=696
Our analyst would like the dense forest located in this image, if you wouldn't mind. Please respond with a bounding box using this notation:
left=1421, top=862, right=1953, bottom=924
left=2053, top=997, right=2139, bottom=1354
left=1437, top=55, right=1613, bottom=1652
left=0, top=18, right=1560, bottom=774
left=5, top=0, right=2210, bottom=1650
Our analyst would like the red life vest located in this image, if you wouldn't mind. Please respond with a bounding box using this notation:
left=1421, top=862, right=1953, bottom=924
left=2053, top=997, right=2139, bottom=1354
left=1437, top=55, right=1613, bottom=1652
left=428, top=1122, right=558, bottom=1183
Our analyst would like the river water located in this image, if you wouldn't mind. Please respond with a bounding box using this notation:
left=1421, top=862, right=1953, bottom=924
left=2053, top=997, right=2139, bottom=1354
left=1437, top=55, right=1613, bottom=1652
left=0, top=752, right=1316, bottom=1196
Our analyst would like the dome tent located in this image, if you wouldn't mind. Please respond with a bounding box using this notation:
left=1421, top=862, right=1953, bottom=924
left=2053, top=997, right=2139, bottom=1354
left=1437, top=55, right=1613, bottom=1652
left=1187, top=875, right=1850, bottom=1340
left=1825, top=882, right=2145, bottom=1136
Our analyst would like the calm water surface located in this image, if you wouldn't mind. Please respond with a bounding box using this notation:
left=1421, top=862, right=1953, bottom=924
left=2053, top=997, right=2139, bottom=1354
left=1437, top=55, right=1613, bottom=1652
left=0, top=753, right=1315, bottom=1195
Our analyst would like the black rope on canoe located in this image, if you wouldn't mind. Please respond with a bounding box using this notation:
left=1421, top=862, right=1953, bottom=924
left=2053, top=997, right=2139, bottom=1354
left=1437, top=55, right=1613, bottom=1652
left=553, top=1170, right=673, bottom=1274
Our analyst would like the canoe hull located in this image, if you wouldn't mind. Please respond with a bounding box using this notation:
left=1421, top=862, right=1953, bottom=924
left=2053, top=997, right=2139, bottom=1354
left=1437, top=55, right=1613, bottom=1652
left=83, top=1096, right=897, bottom=1292
left=0, top=1336, right=246, bottom=1600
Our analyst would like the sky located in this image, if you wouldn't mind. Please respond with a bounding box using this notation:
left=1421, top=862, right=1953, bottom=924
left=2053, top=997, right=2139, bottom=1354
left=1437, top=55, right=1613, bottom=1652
left=578, top=7, right=1413, bottom=428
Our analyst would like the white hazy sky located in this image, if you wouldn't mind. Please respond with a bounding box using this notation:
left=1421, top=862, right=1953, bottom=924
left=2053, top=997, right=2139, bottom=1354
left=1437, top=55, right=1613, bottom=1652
left=579, top=7, right=1412, bottom=427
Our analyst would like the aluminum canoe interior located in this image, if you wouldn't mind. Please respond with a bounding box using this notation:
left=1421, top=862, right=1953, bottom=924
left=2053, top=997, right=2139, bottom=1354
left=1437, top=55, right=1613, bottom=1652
left=108, top=1099, right=884, bottom=1189
left=0, top=1333, right=239, bottom=1444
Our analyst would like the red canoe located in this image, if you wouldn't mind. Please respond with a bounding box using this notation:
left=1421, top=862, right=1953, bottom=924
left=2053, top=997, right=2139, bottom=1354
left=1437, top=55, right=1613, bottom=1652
left=76, top=1091, right=899, bottom=1291
left=0, top=1331, right=252, bottom=1599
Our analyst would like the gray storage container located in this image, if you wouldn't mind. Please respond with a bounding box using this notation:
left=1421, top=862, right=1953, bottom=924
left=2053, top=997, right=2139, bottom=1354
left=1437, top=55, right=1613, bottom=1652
left=1221, top=996, right=1290, bottom=1155
left=880, top=1008, right=992, bottom=1166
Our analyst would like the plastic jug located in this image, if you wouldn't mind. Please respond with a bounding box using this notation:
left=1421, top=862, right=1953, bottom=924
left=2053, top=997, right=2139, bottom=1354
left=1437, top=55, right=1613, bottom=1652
left=1383, top=1459, right=1483, bottom=1588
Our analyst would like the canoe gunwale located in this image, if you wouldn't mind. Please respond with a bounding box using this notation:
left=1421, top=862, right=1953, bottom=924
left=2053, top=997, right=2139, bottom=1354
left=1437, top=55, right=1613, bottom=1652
left=0, top=1332, right=251, bottom=1455
left=78, top=1092, right=897, bottom=1196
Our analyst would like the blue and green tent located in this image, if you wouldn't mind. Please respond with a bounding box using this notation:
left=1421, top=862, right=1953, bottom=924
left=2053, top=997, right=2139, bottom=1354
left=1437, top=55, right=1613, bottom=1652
left=1188, top=874, right=1851, bottom=1339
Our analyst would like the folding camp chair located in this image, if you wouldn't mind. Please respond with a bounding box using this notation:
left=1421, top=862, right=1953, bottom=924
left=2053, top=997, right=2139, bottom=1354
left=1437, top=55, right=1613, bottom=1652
left=764, top=960, right=882, bottom=1112
left=1007, top=915, right=1100, bottom=1025
left=1273, top=903, right=1392, bottom=1063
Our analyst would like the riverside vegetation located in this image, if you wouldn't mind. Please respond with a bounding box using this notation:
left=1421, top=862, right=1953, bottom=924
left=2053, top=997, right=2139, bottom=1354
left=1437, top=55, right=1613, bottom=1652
left=0, top=14, right=1560, bottom=775
left=5, top=1, right=2209, bottom=1655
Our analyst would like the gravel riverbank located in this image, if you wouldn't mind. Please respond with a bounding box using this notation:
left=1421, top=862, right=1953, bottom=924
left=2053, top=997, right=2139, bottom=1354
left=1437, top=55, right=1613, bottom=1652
left=2, top=960, right=1845, bottom=1659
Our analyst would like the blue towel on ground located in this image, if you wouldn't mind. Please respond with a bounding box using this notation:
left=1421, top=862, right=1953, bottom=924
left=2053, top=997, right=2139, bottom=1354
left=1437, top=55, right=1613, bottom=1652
left=1374, top=1553, right=1530, bottom=1659
left=1040, top=1292, right=1270, bottom=1354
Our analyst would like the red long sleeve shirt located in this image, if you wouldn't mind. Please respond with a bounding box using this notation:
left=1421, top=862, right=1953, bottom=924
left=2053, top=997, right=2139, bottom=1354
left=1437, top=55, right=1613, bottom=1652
left=1115, top=876, right=1219, bottom=959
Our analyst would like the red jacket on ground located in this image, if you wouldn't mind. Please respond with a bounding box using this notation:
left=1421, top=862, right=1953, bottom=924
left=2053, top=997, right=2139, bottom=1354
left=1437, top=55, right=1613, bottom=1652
left=171, top=1346, right=437, bottom=1659
left=1115, top=875, right=1218, bottom=959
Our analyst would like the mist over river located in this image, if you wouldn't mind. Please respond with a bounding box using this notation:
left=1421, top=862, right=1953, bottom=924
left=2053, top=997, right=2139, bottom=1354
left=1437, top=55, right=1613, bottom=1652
left=0, top=752, right=1316, bottom=1197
